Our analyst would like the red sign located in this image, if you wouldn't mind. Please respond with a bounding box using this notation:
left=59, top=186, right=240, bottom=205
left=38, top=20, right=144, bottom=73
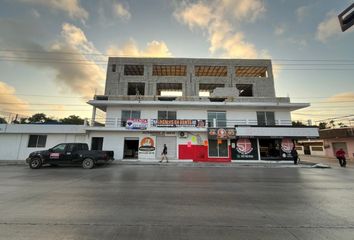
left=281, top=138, right=294, bottom=153
left=49, top=153, right=60, bottom=159
left=208, top=128, right=236, bottom=139
left=236, top=138, right=253, bottom=155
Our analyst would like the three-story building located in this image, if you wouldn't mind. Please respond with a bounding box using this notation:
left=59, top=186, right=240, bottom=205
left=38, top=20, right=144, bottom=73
left=87, top=57, right=318, bottom=162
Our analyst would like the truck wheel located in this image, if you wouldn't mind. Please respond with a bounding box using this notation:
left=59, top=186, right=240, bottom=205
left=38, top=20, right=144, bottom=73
left=82, top=158, right=95, bottom=169
left=29, top=157, right=42, bottom=169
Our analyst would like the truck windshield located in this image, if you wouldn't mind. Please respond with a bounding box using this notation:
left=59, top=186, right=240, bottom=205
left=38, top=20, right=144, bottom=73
left=52, top=144, right=66, bottom=152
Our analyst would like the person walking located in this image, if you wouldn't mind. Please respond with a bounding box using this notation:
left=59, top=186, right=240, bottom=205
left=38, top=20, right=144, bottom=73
left=159, top=144, right=168, bottom=163
left=335, top=148, right=346, bottom=167
left=291, top=147, right=299, bottom=165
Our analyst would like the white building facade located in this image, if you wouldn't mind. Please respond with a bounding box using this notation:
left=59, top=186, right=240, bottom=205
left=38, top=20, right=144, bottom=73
left=0, top=57, right=319, bottom=162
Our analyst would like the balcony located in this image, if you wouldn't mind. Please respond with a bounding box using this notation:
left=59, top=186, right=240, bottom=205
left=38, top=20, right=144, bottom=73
left=94, top=95, right=291, bottom=103
left=85, top=118, right=294, bottom=130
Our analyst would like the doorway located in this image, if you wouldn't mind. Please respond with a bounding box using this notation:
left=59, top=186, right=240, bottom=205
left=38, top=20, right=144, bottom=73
left=259, top=139, right=281, bottom=160
left=124, top=138, right=139, bottom=159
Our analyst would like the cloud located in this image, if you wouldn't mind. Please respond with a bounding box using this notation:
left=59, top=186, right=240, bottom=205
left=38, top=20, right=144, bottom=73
left=174, top=2, right=213, bottom=29
left=296, top=5, right=311, bottom=22
left=174, top=0, right=268, bottom=59
left=30, top=8, right=41, bottom=18
left=113, top=2, right=131, bottom=20
left=326, top=92, right=354, bottom=102
left=221, top=0, right=265, bottom=22
left=107, top=39, right=172, bottom=57
left=0, top=81, right=29, bottom=114
left=316, top=11, right=341, bottom=43
left=274, top=25, right=285, bottom=36
left=0, top=20, right=105, bottom=98
left=18, top=0, right=88, bottom=20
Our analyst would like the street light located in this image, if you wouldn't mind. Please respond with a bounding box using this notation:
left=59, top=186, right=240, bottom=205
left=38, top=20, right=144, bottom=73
left=338, top=3, right=354, bottom=32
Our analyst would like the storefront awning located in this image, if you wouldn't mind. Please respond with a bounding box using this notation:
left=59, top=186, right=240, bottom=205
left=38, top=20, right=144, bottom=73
left=235, top=126, right=319, bottom=139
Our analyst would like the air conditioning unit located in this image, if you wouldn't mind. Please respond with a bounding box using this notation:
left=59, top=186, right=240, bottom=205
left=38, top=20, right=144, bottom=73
left=179, top=131, right=188, bottom=138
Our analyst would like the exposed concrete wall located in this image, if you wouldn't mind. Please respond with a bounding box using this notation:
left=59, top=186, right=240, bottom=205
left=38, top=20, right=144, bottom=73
left=105, top=58, right=276, bottom=98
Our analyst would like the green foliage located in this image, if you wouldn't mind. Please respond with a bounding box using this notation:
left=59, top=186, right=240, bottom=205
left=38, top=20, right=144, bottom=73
left=292, top=121, right=306, bottom=127
left=0, top=117, right=7, bottom=124
left=318, top=122, right=328, bottom=129
left=11, top=113, right=85, bottom=125
left=60, top=115, right=85, bottom=125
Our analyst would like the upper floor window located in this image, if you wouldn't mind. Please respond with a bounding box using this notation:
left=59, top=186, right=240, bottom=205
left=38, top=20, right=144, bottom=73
left=111, top=64, right=116, bottom=72
left=121, top=110, right=141, bottom=127
left=199, top=83, right=225, bottom=97
left=158, top=111, right=177, bottom=120
left=153, top=65, right=187, bottom=76
left=208, top=111, right=226, bottom=127
left=124, top=65, right=144, bottom=75
left=128, top=82, right=145, bottom=96
left=28, top=135, right=47, bottom=148
left=235, top=66, right=268, bottom=77
left=157, top=83, right=182, bottom=97
left=257, top=112, right=275, bottom=126
left=236, top=84, right=253, bottom=97
left=195, top=66, right=227, bottom=77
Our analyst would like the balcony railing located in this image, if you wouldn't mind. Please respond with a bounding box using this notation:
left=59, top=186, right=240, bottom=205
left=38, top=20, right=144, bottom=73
left=86, top=118, right=293, bottom=128
left=94, top=95, right=291, bottom=103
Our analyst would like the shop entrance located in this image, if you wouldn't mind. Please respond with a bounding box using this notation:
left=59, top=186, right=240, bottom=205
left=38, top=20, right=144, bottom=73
left=259, top=139, right=281, bottom=160
left=123, top=138, right=139, bottom=159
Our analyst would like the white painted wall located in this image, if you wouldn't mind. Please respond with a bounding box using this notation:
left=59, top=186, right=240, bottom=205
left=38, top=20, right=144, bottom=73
left=104, top=107, right=293, bottom=126
left=310, top=146, right=326, bottom=156
left=0, top=133, right=87, bottom=161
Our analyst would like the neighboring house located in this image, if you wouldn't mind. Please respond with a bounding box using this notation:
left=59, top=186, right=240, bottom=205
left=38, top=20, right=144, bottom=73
left=0, top=57, right=319, bottom=162
left=297, top=127, right=354, bottom=160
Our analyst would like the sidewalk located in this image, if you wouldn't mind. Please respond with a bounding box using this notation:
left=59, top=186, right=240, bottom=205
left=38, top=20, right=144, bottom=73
left=299, top=155, right=353, bottom=169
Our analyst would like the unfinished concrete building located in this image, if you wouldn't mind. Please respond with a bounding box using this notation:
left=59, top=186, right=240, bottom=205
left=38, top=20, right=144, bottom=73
left=87, top=57, right=318, bottom=161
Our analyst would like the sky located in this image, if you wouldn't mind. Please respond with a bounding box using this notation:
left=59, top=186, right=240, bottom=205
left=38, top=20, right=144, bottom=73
left=0, top=0, right=353, bottom=125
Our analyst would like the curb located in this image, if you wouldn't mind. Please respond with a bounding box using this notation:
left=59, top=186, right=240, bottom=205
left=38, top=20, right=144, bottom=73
left=0, top=160, right=26, bottom=166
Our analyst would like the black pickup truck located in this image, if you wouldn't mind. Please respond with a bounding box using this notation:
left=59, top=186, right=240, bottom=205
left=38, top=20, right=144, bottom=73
left=26, top=143, right=114, bottom=169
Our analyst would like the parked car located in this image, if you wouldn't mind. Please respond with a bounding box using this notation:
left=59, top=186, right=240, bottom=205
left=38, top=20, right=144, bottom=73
left=26, top=143, right=114, bottom=169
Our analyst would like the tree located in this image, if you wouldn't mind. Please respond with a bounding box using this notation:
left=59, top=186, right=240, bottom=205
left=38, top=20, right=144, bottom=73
left=338, top=122, right=348, bottom=128
left=0, top=117, right=7, bottom=124
left=318, top=122, right=328, bottom=129
left=329, top=120, right=336, bottom=128
left=24, top=113, right=56, bottom=124
left=292, top=121, right=306, bottom=127
left=60, top=115, right=85, bottom=125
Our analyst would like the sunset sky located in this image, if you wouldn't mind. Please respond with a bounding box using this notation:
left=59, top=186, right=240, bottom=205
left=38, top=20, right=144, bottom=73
left=0, top=0, right=353, bottom=124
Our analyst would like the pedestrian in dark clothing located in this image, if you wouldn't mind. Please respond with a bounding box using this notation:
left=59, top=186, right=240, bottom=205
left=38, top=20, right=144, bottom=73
left=335, top=148, right=346, bottom=167
left=159, top=144, right=168, bottom=163
left=291, top=147, right=299, bottom=165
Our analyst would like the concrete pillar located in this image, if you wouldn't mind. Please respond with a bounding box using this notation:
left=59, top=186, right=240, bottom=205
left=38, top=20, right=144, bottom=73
left=91, top=106, right=97, bottom=126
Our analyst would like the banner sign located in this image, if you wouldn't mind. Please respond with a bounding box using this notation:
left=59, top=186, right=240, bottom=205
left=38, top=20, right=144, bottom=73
left=126, top=119, right=148, bottom=130
left=231, top=138, right=258, bottom=160
left=208, top=128, right=236, bottom=139
left=151, top=119, right=206, bottom=128
left=281, top=138, right=294, bottom=159
left=138, top=136, right=156, bottom=159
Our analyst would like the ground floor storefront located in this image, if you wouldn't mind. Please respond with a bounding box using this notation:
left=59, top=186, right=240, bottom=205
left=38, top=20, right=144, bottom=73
left=89, top=130, right=298, bottom=162
left=0, top=125, right=318, bottom=162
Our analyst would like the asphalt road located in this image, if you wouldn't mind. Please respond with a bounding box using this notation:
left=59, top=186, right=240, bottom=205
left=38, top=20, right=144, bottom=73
left=0, top=163, right=354, bottom=240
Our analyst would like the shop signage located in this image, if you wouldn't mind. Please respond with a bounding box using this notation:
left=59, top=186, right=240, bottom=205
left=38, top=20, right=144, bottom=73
left=151, top=119, right=206, bottom=128
left=232, top=138, right=258, bottom=160
left=208, top=128, right=236, bottom=139
left=126, top=119, right=148, bottom=130
left=281, top=138, right=294, bottom=158
left=138, top=136, right=156, bottom=159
